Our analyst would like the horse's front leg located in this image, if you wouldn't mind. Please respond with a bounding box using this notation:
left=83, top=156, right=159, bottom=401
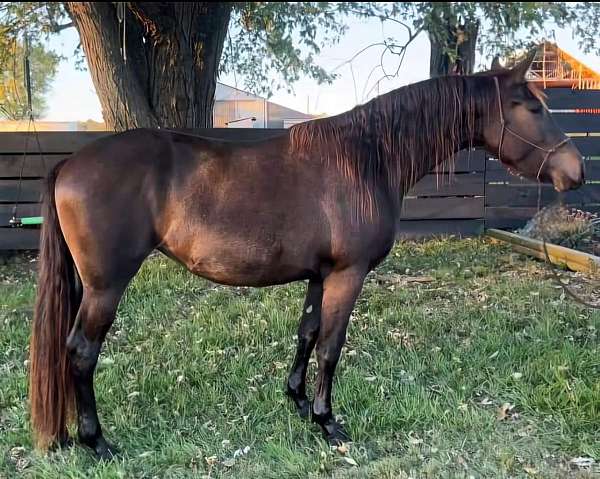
left=312, top=266, right=366, bottom=445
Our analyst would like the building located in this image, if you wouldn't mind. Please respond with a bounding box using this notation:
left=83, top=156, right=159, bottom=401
left=213, top=83, right=315, bottom=128
left=523, top=42, right=600, bottom=90
left=0, top=83, right=315, bottom=131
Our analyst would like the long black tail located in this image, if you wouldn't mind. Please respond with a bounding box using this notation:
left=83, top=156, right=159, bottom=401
left=29, top=161, right=81, bottom=449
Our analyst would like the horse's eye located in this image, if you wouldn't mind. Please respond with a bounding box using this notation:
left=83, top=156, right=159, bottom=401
left=528, top=104, right=543, bottom=114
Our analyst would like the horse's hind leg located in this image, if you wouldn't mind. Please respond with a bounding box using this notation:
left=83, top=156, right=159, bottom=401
left=66, top=285, right=125, bottom=459
left=286, top=280, right=323, bottom=417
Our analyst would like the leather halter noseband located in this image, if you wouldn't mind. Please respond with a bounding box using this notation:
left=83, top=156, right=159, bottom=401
left=493, top=77, right=570, bottom=181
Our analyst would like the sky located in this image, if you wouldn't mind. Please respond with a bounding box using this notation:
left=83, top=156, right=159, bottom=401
left=42, top=15, right=600, bottom=122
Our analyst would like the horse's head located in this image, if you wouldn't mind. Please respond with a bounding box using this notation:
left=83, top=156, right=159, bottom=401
left=481, top=51, right=584, bottom=192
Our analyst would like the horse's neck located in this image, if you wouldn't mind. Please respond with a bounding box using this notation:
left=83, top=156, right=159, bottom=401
left=369, top=98, right=478, bottom=216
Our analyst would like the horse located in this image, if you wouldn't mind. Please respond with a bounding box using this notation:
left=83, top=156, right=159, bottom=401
left=29, top=51, right=584, bottom=459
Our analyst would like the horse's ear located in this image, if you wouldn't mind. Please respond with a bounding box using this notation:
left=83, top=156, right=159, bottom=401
left=510, top=49, right=537, bottom=81
left=490, top=56, right=502, bottom=71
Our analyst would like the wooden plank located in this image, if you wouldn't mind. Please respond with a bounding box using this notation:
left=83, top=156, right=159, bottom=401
left=485, top=205, right=537, bottom=231
left=485, top=218, right=528, bottom=230
left=486, top=228, right=600, bottom=274
left=486, top=184, right=564, bottom=207
left=434, top=149, right=486, bottom=173
left=400, top=197, right=484, bottom=219
left=0, top=129, right=294, bottom=155
left=486, top=205, right=600, bottom=227
left=486, top=157, right=507, bottom=172
left=486, top=206, right=538, bottom=220
left=485, top=183, right=600, bottom=207
left=0, top=132, right=111, bottom=154
left=487, top=157, right=600, bottom=183
left=485, top=170, right=538, bottom=184
left=572, top=137, right=600, bottom=156
left=0, top=204, right=41, bottom=226
left=0, top=227, right=40, bottom=250
left=0, top=155, right=67, bottom=178
left=553, top=113, right=600, bottom=133
left=565, top=185, right=600, bottom=204
left=407, top=173, right=484, bottom=197
left=396, top=219, right=484, bottom=239
left=545, top=89, right=600, bottom=109
left=486, top=139, right=600, bottom=160
left=0, top=179, right=43, bottom=202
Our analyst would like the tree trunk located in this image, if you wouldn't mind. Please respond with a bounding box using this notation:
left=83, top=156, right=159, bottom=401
left=428, top=15, right=479, bottom=77
left=65, top=2, right=231, bottom=131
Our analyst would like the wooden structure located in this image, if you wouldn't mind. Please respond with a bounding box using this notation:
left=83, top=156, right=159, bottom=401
left=487, top=228, right=600, bottom=275
left=526, top=42, right=600, bottom=90
left=1, top=102, right=600, bottom=250
left=2, top=84, right=600, bottom=249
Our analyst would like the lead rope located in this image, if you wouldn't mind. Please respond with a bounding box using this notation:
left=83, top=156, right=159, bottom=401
left=493, top=76, right=599, bottom=309
left=10, top=33, right=48, bottom=227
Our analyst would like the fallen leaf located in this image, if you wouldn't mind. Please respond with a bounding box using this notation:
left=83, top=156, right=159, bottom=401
left=569, top=457, right=595, bottom=469
left=344, top=456, right=358, bottom=466
left=523, top=465, right=538, bottom=475
left=336, top=444, right=349, bottom=455
left=222, top=458, right=235, bottom=467
left=497, top=403, right=514, bottom=421
left=364, top=376, right=377, bottom=382
left=512, top=372, right=523, bottom=380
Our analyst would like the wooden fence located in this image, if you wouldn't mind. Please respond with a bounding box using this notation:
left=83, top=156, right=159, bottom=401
left=1, top=88, right=599, bottom=249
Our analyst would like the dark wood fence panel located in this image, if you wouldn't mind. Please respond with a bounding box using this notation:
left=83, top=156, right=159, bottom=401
left=570, top=137, right=600, bottom=156
left=0, top=155, right=68, bottom=177
left=546, top=89, right=600, bottom=109
left=396, top=219, right=485, bottom=239
left=0, top=179, right=43, bottom=202
left=2, top=88, right=600, bottom=250
left=0, top=228, right=40, bottom=250
left=400, top=197, right=484, bottom=220
left=553, top=114, right=600, bottom=132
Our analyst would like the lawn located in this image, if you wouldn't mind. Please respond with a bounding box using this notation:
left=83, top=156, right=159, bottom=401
left=1, top=238, right=599, bottom=478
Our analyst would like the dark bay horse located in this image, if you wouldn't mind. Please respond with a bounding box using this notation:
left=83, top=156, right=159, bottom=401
left=30, top=52, right=584, bottom=458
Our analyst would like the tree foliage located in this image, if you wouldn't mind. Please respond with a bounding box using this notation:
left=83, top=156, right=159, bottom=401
left=390, top=2, right=600, bottom=76
left=0, top=36, right=59, bottom=119
left=0, top=2, right=390, bottom=96
left=1, top=2, right=599, bottom=128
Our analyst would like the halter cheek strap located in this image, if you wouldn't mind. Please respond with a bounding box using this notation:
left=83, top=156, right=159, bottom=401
left=493, top=77, right=570, bottom=181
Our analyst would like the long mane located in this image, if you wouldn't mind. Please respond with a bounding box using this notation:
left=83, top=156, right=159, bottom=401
left=289, top=74, right=496, bottom=220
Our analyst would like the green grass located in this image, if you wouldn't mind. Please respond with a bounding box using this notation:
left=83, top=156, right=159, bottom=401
left=1, top=238, right=599, bottom=478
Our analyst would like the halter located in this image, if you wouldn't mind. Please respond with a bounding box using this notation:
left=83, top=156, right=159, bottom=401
left=493, top=77, right=570, bottom=181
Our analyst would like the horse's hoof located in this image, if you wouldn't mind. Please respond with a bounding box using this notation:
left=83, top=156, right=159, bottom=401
left=59, top=436, right=74, bottom=449
left=285, top=387, right=311, bottom=419
left=81, top=436, right=119, bottom=460
left=94, top=439, right=119, bottom=461
left=49, top=435, right=73, bottom=452
left=321, top=420, right=352, bottom=446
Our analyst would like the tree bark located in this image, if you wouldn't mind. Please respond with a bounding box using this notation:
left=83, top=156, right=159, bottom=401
left=65, top=2, right=231, bottom=131
left=428, top=14, right=479, bottom=77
